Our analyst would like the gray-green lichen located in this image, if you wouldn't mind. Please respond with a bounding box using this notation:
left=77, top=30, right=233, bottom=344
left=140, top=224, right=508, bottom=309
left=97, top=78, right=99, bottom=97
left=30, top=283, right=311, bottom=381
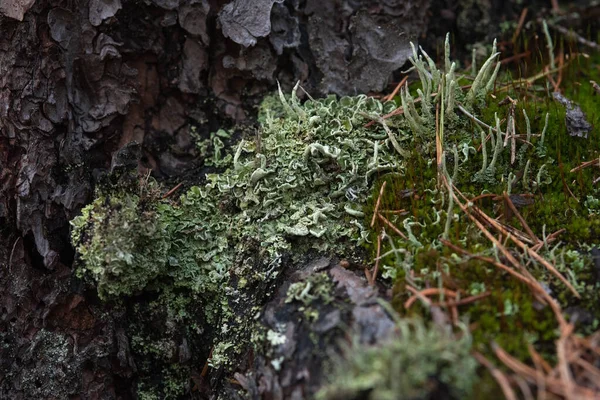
left=70, top=189, right=170, bottom=298
left=285, top=272, right=334, bottom=321
left=17, top=329, right=80, bottom=398
left=71, top=87, right=403, bottom=302
left=317, top=318, right=478, bottom=400
left=70, top=82, right=406, bottom=395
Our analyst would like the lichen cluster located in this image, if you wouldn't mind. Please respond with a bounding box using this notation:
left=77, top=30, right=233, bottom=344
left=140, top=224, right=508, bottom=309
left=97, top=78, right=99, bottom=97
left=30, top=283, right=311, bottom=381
left=71, top=87, right=406, bottom=302
left=317, top=318, right=478, bottom=400
left=70, top=76, right=407, bottom=396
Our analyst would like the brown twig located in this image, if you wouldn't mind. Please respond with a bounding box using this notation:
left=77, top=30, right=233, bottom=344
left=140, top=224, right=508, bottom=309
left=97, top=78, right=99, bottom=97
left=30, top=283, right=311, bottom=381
left=557, top=324, right=576, bottom=400
left=556, top=51, right=565, bottom=91
left=371, top=181, right=387, bottom=227
left=377, top=213, right=408, bottom=240
left=470, top=193, right=500, bottom=203
left=404, top=287, right=457, bottom=309
left=369, top=231, right=383, bottom=286
left=383, top=76, right=408, bottom=102
left=512, top=8, right=529, bottom=44
left=379, top=209, right=407, bottom=215
left=162, top=182, right=183, bottom=199
left=454, top=186, right=579, bottom=299
left=503, top=193, right=540, bottom=244
left=528, top=342, right=553, bottom=374
left=570, top=158, right=600, bottom=173
left=446, top=178, right=568, bottom=326
left=473, top=351, right=519, bottom=400
left=441, top=239, right=535, bottom=287
left=433, top=292, right=491, bottom=307
left=405, top=285, right=432, bottom=306
left=501, top=51, right=531, bottom=65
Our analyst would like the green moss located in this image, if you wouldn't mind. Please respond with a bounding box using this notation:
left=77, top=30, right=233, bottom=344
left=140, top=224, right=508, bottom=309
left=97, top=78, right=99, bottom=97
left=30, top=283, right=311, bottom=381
left=363, top=34, right=600, bottom=375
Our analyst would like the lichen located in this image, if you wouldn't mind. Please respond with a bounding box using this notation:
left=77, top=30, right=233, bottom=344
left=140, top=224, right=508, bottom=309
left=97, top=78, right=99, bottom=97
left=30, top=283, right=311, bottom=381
left=70, top=187, right=171, bottom=298
left=71, top=81, right=406, bottom=396
left=72, top=88, right=403, bottom=302
left=285, top=272, right=334, bottom=321
left=16, top=329, right=80, bottom=399
left=317, top=318, right=478, bottom=400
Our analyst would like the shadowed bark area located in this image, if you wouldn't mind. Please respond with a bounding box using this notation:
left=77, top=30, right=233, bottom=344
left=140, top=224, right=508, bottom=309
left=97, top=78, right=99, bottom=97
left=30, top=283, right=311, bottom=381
left=9, top=0, right=589, bottom=398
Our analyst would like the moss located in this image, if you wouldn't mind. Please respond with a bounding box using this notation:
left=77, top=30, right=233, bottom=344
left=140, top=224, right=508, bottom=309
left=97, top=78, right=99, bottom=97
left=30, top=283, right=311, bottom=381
left=363, top=32, right=600, bottom=376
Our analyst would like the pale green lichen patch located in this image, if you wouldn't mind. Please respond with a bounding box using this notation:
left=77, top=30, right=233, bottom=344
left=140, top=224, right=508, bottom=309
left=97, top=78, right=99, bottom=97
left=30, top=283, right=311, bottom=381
left=285, top=272, right=333, bottom=307
left=317, top=318, right=478, bottom=400
left=70, top=189, right=171, bottom=298
left=285, top=272, right=334, bottom=321
left=71, top=89, right=402, bottom=302
left=70, top=82, right=406, bottom=396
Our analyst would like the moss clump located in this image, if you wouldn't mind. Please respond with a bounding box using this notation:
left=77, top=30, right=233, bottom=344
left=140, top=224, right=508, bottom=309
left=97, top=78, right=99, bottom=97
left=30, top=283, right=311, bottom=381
left=362, top=32, right=600, bottom=377
left=317, top=318, right=478, bottom=400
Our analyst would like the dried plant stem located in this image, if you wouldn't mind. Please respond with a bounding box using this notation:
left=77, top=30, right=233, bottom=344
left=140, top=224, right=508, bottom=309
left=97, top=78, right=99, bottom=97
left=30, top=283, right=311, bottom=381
left=503, top=193, right=540, bottom=244
left=371, top=181, right=387, bottom=227
left=383, top=76, right=409, bottom=102
left=404, top=287, right=457, bottom=309
left=472, top=351, right=518, bottom=400
left=369, top=231, right=383, bottom=286
left=378, top=213, right=408, bottom=240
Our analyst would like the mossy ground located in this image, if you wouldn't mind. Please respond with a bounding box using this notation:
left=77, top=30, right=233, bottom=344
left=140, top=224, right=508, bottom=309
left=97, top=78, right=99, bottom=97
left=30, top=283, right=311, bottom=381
left=360, top=30, right=600, bottom=398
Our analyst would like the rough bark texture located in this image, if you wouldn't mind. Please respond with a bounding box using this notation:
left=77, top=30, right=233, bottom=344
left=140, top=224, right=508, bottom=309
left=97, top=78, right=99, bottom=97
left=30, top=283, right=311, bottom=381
left=0, top=0, right=532, bottom=398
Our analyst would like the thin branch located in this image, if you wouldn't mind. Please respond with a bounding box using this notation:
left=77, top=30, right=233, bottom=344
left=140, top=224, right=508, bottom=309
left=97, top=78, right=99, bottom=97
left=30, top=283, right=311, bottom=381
left=371, top=181, right=387, bottom=227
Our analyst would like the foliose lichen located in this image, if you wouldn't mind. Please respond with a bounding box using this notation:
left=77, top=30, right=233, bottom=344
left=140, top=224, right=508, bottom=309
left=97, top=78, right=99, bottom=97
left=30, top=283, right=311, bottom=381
left=70, top=77, right=408, bottom=395
left=317, top=318, right=478, bottom=400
